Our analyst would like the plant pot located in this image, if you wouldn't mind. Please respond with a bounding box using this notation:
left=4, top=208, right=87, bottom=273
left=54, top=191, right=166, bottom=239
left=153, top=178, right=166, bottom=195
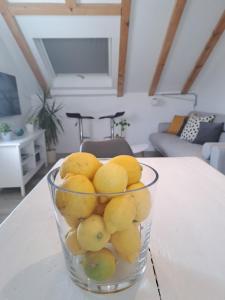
left=120, top=130, right=126, bottom=138
left=26, top=123, right=34, bottom=134
left=47, top=150, right=56, bottom=164
left=1, top=132, right=12, bottom=141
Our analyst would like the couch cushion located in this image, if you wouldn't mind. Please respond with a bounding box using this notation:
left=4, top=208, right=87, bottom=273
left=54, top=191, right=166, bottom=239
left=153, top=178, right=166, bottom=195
left=166, top=115, right=187, bottom=135
left=194, top=122, right=224, bottom=145
left=180, top=113, right=215, bottom=142
left=150, top=132, right=203, bottom=158
left=189, top=111, right=225, bottom=131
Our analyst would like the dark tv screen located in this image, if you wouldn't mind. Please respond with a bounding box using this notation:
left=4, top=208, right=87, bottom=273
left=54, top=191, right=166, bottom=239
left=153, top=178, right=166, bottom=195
left=0, top=72, right=21, bottom=117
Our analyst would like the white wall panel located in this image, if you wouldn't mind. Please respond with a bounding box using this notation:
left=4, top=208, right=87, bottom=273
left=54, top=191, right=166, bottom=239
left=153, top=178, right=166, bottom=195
left=125, top=0, right=174, bottom=93
left=193, top=33, right=225, bottom=113
left=159, top=0, right=225, bottom=93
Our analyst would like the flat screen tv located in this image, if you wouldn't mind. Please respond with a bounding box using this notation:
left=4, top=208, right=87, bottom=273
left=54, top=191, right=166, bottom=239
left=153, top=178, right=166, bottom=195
left=0, top=72, right=21, bottom=117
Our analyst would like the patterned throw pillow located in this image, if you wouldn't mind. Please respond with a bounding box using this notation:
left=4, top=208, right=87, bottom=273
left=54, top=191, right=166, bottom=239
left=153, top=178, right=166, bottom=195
left=180, top=113, right=215, bottom=142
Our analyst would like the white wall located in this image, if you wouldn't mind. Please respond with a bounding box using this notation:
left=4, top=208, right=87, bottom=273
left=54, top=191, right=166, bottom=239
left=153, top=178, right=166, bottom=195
left=0, top=16, right=41, bottom=129
left=126, top=0, right=225, bottom=93
left=193, top=32, right=225, bottom=114
left=158, top=0, right=225, bottom=92
left=55, top=94, right=194, bottom=153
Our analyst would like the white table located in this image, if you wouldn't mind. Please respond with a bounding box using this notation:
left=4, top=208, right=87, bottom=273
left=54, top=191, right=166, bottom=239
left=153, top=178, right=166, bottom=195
left=1, top=157, right=225, bottom=300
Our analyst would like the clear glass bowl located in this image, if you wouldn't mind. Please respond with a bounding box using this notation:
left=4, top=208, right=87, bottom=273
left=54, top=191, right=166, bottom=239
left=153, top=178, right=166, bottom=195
left=47, top=162, right=158, bottom=294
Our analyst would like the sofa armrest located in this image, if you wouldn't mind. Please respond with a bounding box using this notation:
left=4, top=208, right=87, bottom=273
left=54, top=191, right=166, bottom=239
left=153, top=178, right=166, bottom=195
left=210, top=144, right=225, bottom=174
left=158, top=122, right=170, bottom=133
left=202, top=142, right=224, bottom=160
left=202, top=142, right=225, bottom=174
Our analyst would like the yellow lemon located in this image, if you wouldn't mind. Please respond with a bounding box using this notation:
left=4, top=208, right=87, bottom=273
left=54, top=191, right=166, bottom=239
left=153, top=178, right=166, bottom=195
left=127, top=182, right=151, bottom=222
left=98, top=196, right=110, bottom=204
left=111, top=223, right=141, bottom=263
left=60, top=152, right=101, bottom=179
left=64, top=173, right=76, bottom=180
left=56, top=174, right=97, bottom=219
left=93, top=201, right=107, bottom=216
left=110, top=155, right=142, bottom=185
left=93, top=163, right=128, bottom=193
left=64, top=215, right=80, bottom=229
left=103, top=195, right=136, bottom=234
left=65, top=229, right=85, bottom=255
left=82, top=248, right=116, bottom=281
left=77, top=215, right=110, bottom=251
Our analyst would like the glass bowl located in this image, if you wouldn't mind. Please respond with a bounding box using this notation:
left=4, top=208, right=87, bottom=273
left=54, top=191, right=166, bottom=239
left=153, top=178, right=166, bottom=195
left=47, top=162, right=158, bottom=294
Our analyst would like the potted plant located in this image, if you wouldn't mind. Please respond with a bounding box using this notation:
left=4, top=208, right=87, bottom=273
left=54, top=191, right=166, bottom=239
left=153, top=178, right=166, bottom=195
left=114, top=118, right=130, bottom=138
left=36, top=92, right=64, bottom=164
left=26, top=115, right=38, bottom=133
left=0, top=123, right=12, bottom=141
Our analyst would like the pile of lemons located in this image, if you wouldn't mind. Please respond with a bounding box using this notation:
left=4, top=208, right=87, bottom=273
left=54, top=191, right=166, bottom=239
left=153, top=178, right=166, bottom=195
left=56, top=152, right=151, bottom=282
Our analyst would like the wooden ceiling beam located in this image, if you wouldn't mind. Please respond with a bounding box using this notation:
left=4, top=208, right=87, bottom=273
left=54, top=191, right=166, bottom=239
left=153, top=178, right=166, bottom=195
left=117, top=0, right=131, bottom=97
left=9, top=4, right=70, bottom=16
left=149, top=0, right=187, bottom=96
left=72, top=4, right=121, bottom=16
left=0, top=0, right=47, bottom=91
left=65, top=0, right=76, bottom=11
left=182, top=10, right=225, bottom=93
left=9, top=3, right=121, bottom=16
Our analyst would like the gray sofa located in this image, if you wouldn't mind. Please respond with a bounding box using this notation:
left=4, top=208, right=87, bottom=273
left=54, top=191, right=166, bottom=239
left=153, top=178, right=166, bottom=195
left=150, top=111, right=225, bottom=174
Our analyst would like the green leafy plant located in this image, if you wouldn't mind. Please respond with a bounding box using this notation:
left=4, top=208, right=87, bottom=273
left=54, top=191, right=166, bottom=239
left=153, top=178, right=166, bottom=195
left=35, top=92, right=64, bottom=151
left=0, top=123, right=11, bottom=133
left=114, top=118, right=130, bottom=137
left=26, top=114, right=38, bottom=125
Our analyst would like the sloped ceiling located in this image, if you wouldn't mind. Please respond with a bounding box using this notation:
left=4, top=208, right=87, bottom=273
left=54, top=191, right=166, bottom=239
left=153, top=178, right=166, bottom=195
left=125, top=0, right=174, bottom=93
left=3, top=0, right=225, bottom=94
left=157, top=0, right=225, bottom=93
left=126, top=0, right=225, bottom=93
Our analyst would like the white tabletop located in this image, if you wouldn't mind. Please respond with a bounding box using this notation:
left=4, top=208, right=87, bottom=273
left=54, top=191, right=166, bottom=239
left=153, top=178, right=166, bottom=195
left=150, top=157, right=225, bottom=300
left=1, top=157, right=225, bottom=300
left=0, top=158, right=159, bottom=300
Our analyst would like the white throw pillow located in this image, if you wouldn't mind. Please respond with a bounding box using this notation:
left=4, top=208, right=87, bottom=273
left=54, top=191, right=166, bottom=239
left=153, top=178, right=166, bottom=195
left=180, top=113, right=215, bottom=142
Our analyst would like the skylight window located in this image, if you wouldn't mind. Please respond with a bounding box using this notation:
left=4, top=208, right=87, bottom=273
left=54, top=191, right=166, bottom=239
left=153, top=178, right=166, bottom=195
left=42, top=38, right=109, bottom=74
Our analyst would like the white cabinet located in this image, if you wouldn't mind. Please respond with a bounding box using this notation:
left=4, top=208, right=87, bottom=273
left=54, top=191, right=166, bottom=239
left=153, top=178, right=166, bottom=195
left=0, top=130, right=47, bottom=197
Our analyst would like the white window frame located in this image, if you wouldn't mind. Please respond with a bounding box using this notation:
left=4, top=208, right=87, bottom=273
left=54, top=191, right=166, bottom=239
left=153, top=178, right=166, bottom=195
left=16, top=16, right=120, bottom=95
left=35, top=37, right=115, bottom=95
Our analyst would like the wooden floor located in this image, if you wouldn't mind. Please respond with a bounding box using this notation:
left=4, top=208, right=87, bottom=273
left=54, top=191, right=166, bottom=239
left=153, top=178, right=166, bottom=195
left=0, top=164, right=52, bottom=224
left=0, top=151, right=161, bottom=224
